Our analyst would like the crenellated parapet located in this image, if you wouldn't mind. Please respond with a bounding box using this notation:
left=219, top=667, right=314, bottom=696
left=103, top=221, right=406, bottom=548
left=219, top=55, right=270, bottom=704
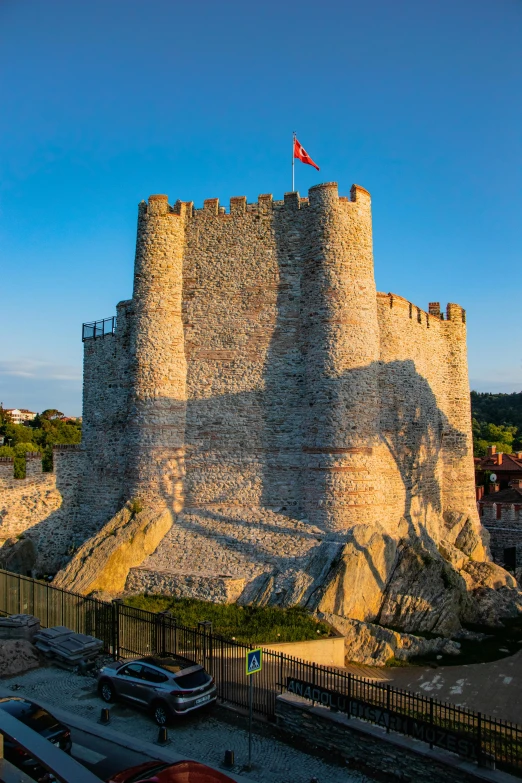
left=148, top=183, right=371, bottom=222
left=0, top=453, right=43, bottom=482
left=377, top=293, right=466, bottom=329
left=0, top=447, right=82, bottom=484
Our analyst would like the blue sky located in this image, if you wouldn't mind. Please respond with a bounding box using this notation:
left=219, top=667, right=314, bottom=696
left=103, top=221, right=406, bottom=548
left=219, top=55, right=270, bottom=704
left=0, top=0, right=520, bottom=415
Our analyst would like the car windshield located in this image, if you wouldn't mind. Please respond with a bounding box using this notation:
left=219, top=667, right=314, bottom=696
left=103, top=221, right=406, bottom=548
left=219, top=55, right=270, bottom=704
left=174, top=669, right=209, bottom=689
left=140, top=655, right=189, bottom=674
left=0, top=700, right=59, bottom=731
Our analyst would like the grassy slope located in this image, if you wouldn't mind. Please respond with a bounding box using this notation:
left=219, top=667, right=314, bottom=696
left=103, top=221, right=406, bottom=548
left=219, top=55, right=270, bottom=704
left=124, top=595, right=333, bottom=644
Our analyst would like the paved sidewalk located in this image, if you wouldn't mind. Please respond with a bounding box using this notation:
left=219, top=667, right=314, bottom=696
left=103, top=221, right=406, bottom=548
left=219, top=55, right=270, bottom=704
left=383, top=651, right=522, bottom=724
left=2, top=667, right=370, bottom=783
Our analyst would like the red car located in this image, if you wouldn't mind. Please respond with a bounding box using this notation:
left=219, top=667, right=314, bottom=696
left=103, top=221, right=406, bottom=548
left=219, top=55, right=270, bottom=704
left=109, top=759, right=237, bottom=783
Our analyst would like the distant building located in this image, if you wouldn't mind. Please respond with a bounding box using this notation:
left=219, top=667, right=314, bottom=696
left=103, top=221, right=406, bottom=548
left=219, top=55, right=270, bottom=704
left=478, top=478, right=522, bottom=570
left=475, top=445, right=522, bottom=497
left=5, top=409, right=37, bottom=425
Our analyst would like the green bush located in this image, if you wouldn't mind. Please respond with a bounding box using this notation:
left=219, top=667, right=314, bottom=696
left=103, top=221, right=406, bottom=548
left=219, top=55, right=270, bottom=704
left=123, top=595, right=333, bottom=645
left=129, top=498, right=144, bottom=515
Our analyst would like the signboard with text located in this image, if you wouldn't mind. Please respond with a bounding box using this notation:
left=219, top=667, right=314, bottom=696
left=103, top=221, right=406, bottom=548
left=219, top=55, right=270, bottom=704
left=286, top=677, right=479, bottom=762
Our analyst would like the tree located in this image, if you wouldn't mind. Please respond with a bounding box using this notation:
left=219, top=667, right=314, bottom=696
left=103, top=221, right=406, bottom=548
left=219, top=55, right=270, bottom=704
left=471, top=391, right=522, bottom=452
left=39, top=409, right=65, bottom=421
left=0, top=405, right=13, bottom=426
left=472, top=418, right=517, bottom=457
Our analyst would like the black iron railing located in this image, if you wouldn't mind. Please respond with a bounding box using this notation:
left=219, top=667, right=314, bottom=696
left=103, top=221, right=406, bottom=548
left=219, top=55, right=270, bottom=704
left=82, top=316, right=116, bottom=341
left=0, top=568, right=521, bottom=776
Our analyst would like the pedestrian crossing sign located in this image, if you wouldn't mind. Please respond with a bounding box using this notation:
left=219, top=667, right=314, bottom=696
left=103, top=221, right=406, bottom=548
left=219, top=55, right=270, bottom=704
left=246, top=648, right=262, bottom=675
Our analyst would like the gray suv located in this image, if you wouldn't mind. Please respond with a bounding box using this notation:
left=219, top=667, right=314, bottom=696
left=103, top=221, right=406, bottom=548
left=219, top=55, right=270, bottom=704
left=97, top=654, right=217, bottom=725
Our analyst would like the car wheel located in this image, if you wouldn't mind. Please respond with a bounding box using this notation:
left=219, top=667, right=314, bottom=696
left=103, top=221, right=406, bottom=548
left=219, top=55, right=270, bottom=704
left=152, top=701, right=170, bottom=726
left=99, top=679, right=116, bottom=703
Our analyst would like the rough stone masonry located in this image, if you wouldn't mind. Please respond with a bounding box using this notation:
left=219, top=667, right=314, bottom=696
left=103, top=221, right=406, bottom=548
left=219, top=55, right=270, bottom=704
left=28, top=181, right=522, bottom=641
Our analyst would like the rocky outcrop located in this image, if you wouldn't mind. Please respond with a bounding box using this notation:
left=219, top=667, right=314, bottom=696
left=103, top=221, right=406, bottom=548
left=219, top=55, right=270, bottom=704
left=308, top=524, right=399, bottom=621
left=0, top=537, right=36, bottom=575
left=53, top=503, right=173, bottom=595
left=441, top=510, right=489, bottom=561
left=318, top=613, right=461, bottom=666
left=50, top=499, right=522, bottom=657
left=461, top=560, right=522, bottom=625
left=376, top=542, right=469, bottom=636
left=243, top=514, right=522, bottom=653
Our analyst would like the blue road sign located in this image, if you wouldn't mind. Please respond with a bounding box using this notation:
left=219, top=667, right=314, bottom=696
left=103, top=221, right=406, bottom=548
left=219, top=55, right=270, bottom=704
left=246, top=648, right=262, bottom=676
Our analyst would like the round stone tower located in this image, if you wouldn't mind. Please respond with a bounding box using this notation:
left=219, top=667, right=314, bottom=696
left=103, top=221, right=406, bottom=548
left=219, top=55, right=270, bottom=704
left=442, top=303, right=479, bottom=523
left=301, top=182, right=381, bottom=532
left=126, top=194, right=187, bottom=509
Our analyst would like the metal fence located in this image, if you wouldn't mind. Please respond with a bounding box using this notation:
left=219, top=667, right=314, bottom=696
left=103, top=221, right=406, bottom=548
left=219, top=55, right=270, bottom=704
left=1, top=568, right=521, bottom=776
left=82, top=316, right=116, bottom=341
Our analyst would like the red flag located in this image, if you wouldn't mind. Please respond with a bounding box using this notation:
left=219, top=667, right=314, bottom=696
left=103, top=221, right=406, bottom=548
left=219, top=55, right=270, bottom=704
left=293, top=136, right=320, bottom=171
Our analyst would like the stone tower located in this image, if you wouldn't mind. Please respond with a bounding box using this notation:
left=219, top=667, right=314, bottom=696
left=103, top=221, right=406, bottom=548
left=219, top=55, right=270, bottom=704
left=126, top=195, right=187, bottom=510
left=57, top=179, right=519, bottom=641
left=302, top=183, right=380, bottom=532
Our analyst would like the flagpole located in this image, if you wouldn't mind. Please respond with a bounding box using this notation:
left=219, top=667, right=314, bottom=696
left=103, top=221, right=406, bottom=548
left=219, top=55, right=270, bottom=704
left=292, top=131, right=295, bottom=192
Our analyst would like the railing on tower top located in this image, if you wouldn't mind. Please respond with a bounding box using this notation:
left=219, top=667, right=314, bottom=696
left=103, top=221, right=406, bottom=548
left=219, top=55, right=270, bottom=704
left=0, top=568, right=521, bottom=776
left=82, top=316, right=116, bottom=341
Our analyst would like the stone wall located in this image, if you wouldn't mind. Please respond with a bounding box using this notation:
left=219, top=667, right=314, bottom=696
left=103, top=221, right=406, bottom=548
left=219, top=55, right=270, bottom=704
left=0, top=455, right=60, bottom=541
left=376, top=294, right=478, bottom=545
left=480, top=503, right=522, bottom=567
left=125, top=567, right=246, bottom=604
left=80, top=298, right=132, bottom=532
left=275, top=693, right=500, bottom=783
left=0, top=447, right=83, bottom=573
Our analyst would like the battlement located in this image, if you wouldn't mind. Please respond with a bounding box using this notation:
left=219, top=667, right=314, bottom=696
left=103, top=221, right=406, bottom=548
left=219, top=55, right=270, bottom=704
left=377, top=293, right=466, bottom=328
left=137, top=182, right=370, bottom=221
left=0, top=452, right=42, bottom=481
left=0, top=447, right=82, bottom=482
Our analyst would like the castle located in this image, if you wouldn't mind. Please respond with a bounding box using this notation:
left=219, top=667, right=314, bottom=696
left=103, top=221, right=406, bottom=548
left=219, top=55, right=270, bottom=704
left=3, top=182, right=521, bottom=640
left=81, top=183, right=476, bottom=535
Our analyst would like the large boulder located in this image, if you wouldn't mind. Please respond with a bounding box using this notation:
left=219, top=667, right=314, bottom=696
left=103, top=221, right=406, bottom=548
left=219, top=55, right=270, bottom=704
left=442, top=511, right=489, bottom=561
left=377, top=542, right=469, bottom=636
left=460, top=560, right=522, bottom=626
left=53, top=502, right=173, bottom=595
left=305, top=523, right=399, bottom=621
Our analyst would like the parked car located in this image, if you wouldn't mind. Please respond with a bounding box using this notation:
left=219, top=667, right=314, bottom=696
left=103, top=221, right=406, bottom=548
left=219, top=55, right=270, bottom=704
left=109, top=759, right=236, bottom=782
left=98, top=654, right=217, bottom=725
left=0, top=696, right=71, bottom=780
